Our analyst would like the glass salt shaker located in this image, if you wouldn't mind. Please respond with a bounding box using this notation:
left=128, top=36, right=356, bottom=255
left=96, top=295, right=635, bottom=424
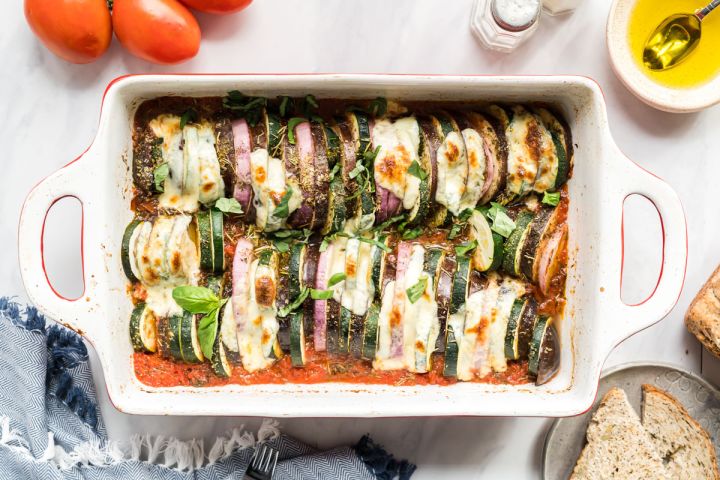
left=470, top=0, right=542, bottom=53
left=542, top=0, right=583, bottom=16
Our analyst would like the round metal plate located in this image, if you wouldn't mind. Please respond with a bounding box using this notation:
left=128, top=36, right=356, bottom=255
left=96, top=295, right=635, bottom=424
left=543, top=362, right=720, bottom=479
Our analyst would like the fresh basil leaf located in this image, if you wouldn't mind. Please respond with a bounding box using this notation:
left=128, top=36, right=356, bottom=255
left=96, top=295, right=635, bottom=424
left=287, top=117, right=307, bottom=145
left=458, top=208, right=473, bottom=222
left=448, top=223, right=464, bottom=240
left=327, top=272, right=347, bottom=288
left=357, top=236, right=391, bottom=252
left=491, top=211, right=516, bottom=238
left=278, top=287, right=309, bottom=317
left=348, top=163, right=365, bottom=179
left=406, top=277, right=428, bottom=304
left=153, top=163, right=169, bottom=193
left=271, top=229, right=303, bottom=239
left=363, top=145, right=381, bottom=164
left=407, top=160, right=428, bottom=180
left=278, top=96, right=292, bottom=117
left=485, top=202, right=506, bottom=222
left=197, top=308, right=219, bottom=361
left=272, top=186, right=294, bottom=219
left=304, top=94, right=319, bottom=109
left=273, top=239, right=290, bottom=253
left=310, top=288, right=334, bottom=300
left=455, top=240, right=478, bottom=258
left=180, top=108, right=198, bottom=129
left=401, top=227, right=423, bottom=240
left=223, top=92, right=268, bottom=126
left=214, top=197, right=243, bottom=214
left=368, top=97, right=387, bottom=117
left=172, top=286, right=220, bottom=314
left=542, top=191, right=561, bottom=206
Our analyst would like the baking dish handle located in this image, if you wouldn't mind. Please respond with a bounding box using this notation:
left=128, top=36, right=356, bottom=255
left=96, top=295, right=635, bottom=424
left=605, top=151, right=688, bottom=350
left=18, top=153, right=96, bottom=339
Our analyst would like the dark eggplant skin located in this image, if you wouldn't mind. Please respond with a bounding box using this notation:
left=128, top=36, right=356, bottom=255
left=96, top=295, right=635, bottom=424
left=535, top=321, right=560, bottom=386
left=520, top=206, right=559, bottom=281
left=325, top=300, right=342, bottom=357
left=417, top=115, right=447, bottom=227
left=285, top=120, right=316, bottom=229
left=517, top=297, right=538, bottom=360
left=333, top=120, right=359, bottom=218
left=348, top=313, right=364, bottom=359
left=302, top=240, right=321, bottom=336
left=310, top=122, right=330, bottom=231
left=434, top=254, right=456, bottom=353
left=212, top=114, right=235, bottom=199
left=466, top=110, right=508, bottom=206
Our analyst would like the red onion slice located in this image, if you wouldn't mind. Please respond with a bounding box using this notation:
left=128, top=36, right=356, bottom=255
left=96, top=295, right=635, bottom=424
left=390, top=241, right=412, bottom=358
left=538, top=226, right=567, bottom=295
left=287, top=121, right=315, bottom=228
left=232, top=119, right=254, bottom=216
left=313, top=244, right=332, bottom=351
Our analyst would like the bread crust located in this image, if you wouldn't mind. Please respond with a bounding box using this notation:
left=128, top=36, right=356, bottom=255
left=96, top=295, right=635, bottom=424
left=686, top=265, right=720, bottom=358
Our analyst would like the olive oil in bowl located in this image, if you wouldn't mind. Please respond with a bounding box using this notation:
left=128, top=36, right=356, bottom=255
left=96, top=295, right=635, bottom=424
left=629, top=0, right=720, bottom=88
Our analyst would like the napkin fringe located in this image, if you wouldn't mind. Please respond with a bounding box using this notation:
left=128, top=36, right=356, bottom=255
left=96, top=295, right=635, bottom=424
left=355, top=434, right=417, bottom=480
left=0, top=415, right=280, bottom=471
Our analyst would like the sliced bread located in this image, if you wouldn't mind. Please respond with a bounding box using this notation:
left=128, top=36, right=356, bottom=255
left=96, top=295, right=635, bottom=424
left=686, top=265, right=720, bottom=359
left=641, top=384, right=719, bottom=480
left=571, top=387, right=670, bottom=480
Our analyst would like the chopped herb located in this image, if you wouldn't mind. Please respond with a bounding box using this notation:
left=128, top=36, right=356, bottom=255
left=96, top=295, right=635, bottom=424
left=271, top=229, right=303, bottom=239
left=327, top=272, right=347, bottom=288
left=272, top=186, right=294, bottom=219
left=179, top=108, right=198, bottom=129
left=363, top=145, right=381, bottom=164
left=373, top=214, right=406, bottom=232
left=406, top=277, right=428, bottom=304
left=368, top=97, right=387, bottom=117
left=357, top=236, right=391, bottom=252
left=329, top=163, right=341, bottom=182
left=349, top=163, right=365, bottom=179
left=278, top=96, right=292, bottom=117
left=407, top=160, right=428, bottom=180
left=320, top=232, right=349, bottom=252
left=485, top=202, right=506, bottom=222
left=278, top=287, right=309, bottom=317
left=491, top=211, right=516, bottom=238
left=287, top=117, right=307, bottom=145
left=223, top=91, right=267, bottom=126
left=455, top=240, right=478, bottom=258
left=401, top=227, right=423, bottom=240
left=448, top=223, right=464, bottom=240
left=153, top=163, right=169, bottom=193
left=310, top=288, right=334, bottom=300
left=273, top=239, right=290, bottom=253
left=542, top=191, right=561, bottom=207
left=458, top=208, right=473, bottom=222
left=214, top=198, right=243, bottom=215
left=304, top=94, right=319, bottom=109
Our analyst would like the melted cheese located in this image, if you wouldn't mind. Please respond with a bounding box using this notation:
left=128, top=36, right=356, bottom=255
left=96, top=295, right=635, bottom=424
left=372, top=117, right=422, bottom=211
left=236, top=259, right=279, bottom=372
left=530, top=115, right=559, bottom=193
left=373, top=280, right=405, bottom=371
left=456, top=276, right=500, bottom=381
left=458, top=128, right=486, bottom=212
left=129, top=221, right=151, bottom=282
left=220, top=303, right=239, bottom=353
left=193, top=124, right=225, bottom=205
left=435, top=131, right=468, bottom=215
left=137, top=216, right=175, bottom=286
left=328, top=235, right=348, bottom=303
left=164, top=215, right=199, bottom=284
left=488, top=278, right=525, bottom=372
left=506, top=108, right=542, bottom=196
left=402, top=245, right=439, bottom=373
left=351, top=241, right=375, bottom=315
left=249, top=148, right=300, bottom=232
left=144, top=285, right=182, bottom=318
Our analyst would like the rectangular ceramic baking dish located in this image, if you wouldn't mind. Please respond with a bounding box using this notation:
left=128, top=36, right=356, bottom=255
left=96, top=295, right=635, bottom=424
left=18, top=74, right=687, bottom=417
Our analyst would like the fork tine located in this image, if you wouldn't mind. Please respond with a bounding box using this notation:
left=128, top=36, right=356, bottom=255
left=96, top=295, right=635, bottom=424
left=269, top=449, right=279, bottom=477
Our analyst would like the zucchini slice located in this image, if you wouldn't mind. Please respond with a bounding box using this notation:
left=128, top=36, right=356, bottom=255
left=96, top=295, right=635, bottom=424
left=423, top=248, right=445, bottom=284
left=347, top=111, right=375, bottom=230
left=434, top=255, right=455, bottom=353
left=534, top=107, right=572, bottom=191
left=467, top=210, right=496, bottom=272
left=528, top=315, right=560, bottom=385
left=406, top=124, right=432, bottom=227
left=210, top=208, right=225, bottom=273
left=348, top=311, right=364, bottom=359
left=211, top=303, right=233, bottom=377
left=326, top=300, right=342, bottom=356
left=290, top=311, right=306, bottom=367
left=502, top=211, right=535, bottom=276
left=166, top=314, right=183, bottom=361
left=518, top=297, right=538, bottom=360
left=121, top=219, right=142, bottom=282
left=339, top=306, right=352, bottom=355
left=442, top=306, right=463, bottom=378
left=370, top=234, right=389, bottom=300
left=324, top=125, right=347, bottom=235
left=450, top=256, right=471, bottom=315
left=288, top=242, right=307, bottom=300
left=444, top=256, right=471, bottom=377
left=181, top=312, right=205, bottom=363
left=310, top=121, right=330, bottom=231
left=362, top=303, right=380, bottom=361
left=195, top=211, right=214, bottom=272
left=129, top=303, right=158, bottom=353
left=204, top=275, right=224, bottom=297
left=503, top=298, right=527, bottom=360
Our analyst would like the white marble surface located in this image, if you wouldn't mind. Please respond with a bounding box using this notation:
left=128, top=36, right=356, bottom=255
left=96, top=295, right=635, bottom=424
left=2, top=0, right=720, bottom=477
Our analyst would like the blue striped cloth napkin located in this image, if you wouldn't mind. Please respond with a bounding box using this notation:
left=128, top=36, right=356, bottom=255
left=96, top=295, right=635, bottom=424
left=0, top=298, right=415, bottom=480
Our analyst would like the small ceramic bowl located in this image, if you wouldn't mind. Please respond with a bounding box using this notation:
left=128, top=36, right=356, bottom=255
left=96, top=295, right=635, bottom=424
left=607, top=0, right=720, bottom=113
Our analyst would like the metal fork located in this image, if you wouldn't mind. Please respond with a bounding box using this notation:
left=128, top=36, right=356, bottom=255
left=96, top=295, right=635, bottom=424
left=244, top=443, right=279, bottom=480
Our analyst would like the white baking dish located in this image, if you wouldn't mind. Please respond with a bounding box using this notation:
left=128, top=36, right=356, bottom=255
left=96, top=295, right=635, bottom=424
left=18, top=74, right=687, bottom=417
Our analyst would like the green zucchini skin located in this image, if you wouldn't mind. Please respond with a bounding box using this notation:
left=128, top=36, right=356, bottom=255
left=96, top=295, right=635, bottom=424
left=519, top=206, right=559, bottom=281
left=528, top=314, right=559, bottom=381
left=196, top=211, right=214, bottom=272
left=443, top=325, right=460, bottom=378
left=348, top=312, right=364, bottom=359
left=325, top=300, right=342, bottom=356
left=167, top=313, right=184, bottom=362
left=517, top=297, right=538, bottom=360
left=210, top=209, right=225, bottom=274
left=370, top=235, right=388, bottom=301
left=489, top=232, right=505, bottom=272
left=290, top=311, right=306, bottom=367
left=339, top=306, right=352, bottom=355
left=211, top=303, right=233, bottom=377
left=288, top=242, right=306, bottom=301
left=502, top=211, right=534, bottom=276
left=504, top=298, right=527, bottom=360
left=362, top=303, right=380, bottom=361
left=406, top=124, right=431, bottom=227
left=122, top=219, right=142, bottom=282
left=450, top=256, right=471, bottom=315
left=129, top=303, right=157, bottom=353
left=180, top=312, right=204, bottom=364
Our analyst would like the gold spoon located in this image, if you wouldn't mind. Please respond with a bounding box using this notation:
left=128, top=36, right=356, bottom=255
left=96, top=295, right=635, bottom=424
left=643, top=0, right=720, bottom=70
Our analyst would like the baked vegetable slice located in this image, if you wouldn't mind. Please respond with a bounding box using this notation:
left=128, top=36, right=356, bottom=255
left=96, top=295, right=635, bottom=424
left=528, top=315, right=560, bottom=385
left=467, top=210, right=501, bottom=272
left=196, top=211, right=214, bottom=272
left=502, top=211, right=535, bottom=276
left=166, top=311, right=204, bottom=363
left=289, top=310, right=306, bottom=367
left=323, top=126, right=346, bottom=234
left=121, top=219, right=143, bottom=282
left=534, top=107, right=572, bottom=191
left=519, top=205, right=562, bottom=281
left=444, top=255, right=471, bottom=377
left=211, top=302, right=233, bottom=377
left=310, top=121, right=331, bottom=231
left=288, top=242, right=307, bottom=300
left=370, top=234, right=389, bottom=300
left=129, top=303, right=158, bottom=353
left=362, top=303, right=380, bottom=361
left=210, top=208, right=225, bottom=273
left=503, top=298, right=527, bottom=360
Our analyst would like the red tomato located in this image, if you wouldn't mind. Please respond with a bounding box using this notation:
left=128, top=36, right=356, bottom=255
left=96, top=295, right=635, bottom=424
left=177, top=0, right=252, bottom=14
left=24, top=0, right=112, bottom=64
left=112, top=0, right=201, bottom=65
